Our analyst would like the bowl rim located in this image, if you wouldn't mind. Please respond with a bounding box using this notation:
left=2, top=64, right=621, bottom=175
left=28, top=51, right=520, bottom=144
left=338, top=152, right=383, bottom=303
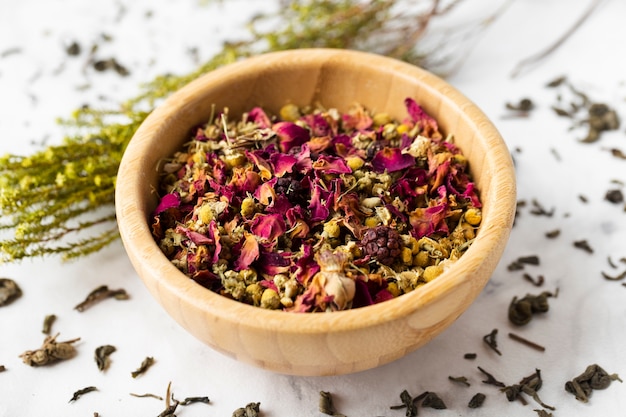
left=116, top=48, right=516, bottom=336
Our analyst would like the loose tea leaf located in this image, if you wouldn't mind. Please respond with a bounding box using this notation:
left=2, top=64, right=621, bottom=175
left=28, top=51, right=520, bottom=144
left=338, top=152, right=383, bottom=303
left=157, top=382, right=179, bottom=417
left=483, top=328, right=502, bottom=355
left=232, top=402, right=260, bottom=417
left=477, top=367, right=506, bottom=388
left=130, top=392, right=163, bottom=400
left=0, top=365, right=6, bottom=372
left=319, top=391, right=346, bottom=417
left=69, top=386, right=97, bottom=402
left=501, top=369, right=554, bottom=410
left=131, top=356, right=154, bottom=378
left=75, top=285, right=129, bottom=312
left=605, top=189, right=624, bottom=204
left=41, top=314, right=56, bottom=334
left=601, top=269, right=626, bottom=281
left=389, top=389, right=418, bottom=416
left=508, top=332, right=546, bottom=352
left=468, top=393, right=486, bottom=408
left=464, top=353, right=477, bottom=360
left=94, top=345, right=116, bottom=371
left=448, top=376, right=471, bottom=387
left=508, top=291, right=552, bottom=326
left=564, top=364, right=622, bottom=403
left=604, top=147, right=626, bottom=159
left=545, top=229, right=560, bottom=239
left=534, top=410, right=553, bottom=417
left=20, top=333, right=80, bottom=366
left=523, top=273, right=545, bottom=287
left=0, top=278, right=22, bottom=306
left=573, top=240, right=593, bottom=254
left=421, top=392, right=446, bottom=409
left=179, top=396, right=211, bottom=406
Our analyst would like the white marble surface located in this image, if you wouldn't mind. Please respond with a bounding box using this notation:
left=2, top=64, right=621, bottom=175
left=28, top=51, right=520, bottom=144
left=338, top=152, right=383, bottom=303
left=1, top=0, right=626, bottom=416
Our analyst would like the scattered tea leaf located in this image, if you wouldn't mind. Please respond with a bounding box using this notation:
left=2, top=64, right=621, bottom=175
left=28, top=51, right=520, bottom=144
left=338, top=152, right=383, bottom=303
left=20, top=333, right=80, bottom=366
left=573, top=240, right=594, bottom=254
left=232, top=402, right=260, bottom=417
left=530, top=199, right=555, bottom=217
left=565, top=364, right=622, bottom=403
left=0, top=365, right=6, bottom=372
left=65, top=41, right=81, bottom=56
left=604, top=147, right=626, bottom=159
left=75, top=285, right=129, bottom=312
left=421, top=392, right=446, bottom=409
left=156, top=382, right=179, bottom=417
left=508, top=332, right=546, bottom=352
left=468, top=393, right=486, bottom=408
left=483, top=328, right=502, bottom=355
left=69, top=386, right=97, bottom=402
left=477, top=367, right=506, bottom=388
left=523, top=273, right=545, bottom=287
left=92, top=57, right=130, bottom=76
left=464, top=353, right=477, bottom=360
left=448, top=376, right=471, bottom=387
left=501, top=369, right=554, bottom=410
left=319, top=391, right=346, bottom=417
left=508, top=292, right=552, bottom=326
left=545, top=229, right=560, bottom=239
left=95, top=345, right=116, bottom=371
left=506, top=98, right=535, bottom=112
left=605, top=189, right=624, bottom=204
left=0, top=278, right=22, bottom=307
left=41, top=314, right=56, bottom=335
left=601, top=269, right=626, bottom=281
left=179, top=396, right=211, bottom=406
left=131, top=356, right=154, bottom=378
left=546, top=75, right=567, bottom=88
left=578, top=194, right=589, bottom=203
left=389, top=389, right=419, bottom=416
left=130, top=392, right=163, bottom=400
left=534, top=409, right=553, bottom=417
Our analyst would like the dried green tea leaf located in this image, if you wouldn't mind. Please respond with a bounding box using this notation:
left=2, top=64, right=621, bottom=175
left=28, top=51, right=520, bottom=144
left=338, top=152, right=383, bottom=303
left=319, top=391, right=346, bottom=417
left=179, top=396, right=211, bottom=406
left=534, top=409, right=553, bottom=417
left=523, top=273, right=545, bottom=287
left=468, top=393, right=486, bottom=408
left=0, top=365, right=6, bottom=372
left=131, top=356, right=154, bottom=378
left=477, top=367, right=506, bottom=388
left=130, top=392, right=163, bottom=400
left=483, top=328, right=502, bottom=355
left=545, top=229, right=560, bottom=239
left=20, top=333, right=80, bottom=366
left=157, top=381, right=179, bottom=417
left=389, top=389, right=418, bottom=416
left=421, top=392, right=446, bottom=409
left=69, top=386, right=97, bottom=402
left=573, top=240, right=593, bottom=254
left=601, top=269, right=626, bottom=281
left=41, top=314, right=56, bottom=334
left=95, top=345, right=116, bottom=371
left=75, top=285, right=129, bottom=312
left=605, top=189, right=624, bottom=204
left=551, top=106, right=573, bottom=118
left=449, top=376, right=471, bottom=386
left=464, top=353, right=477, bottom=360
left=605, top=147, right=626, bottom=159
left=508, top=292, right=552, bottom=326
left=565, top=364, right=622, bottom=403
left=502, top=369, right=554, bottom=410
left=232, top=402, right=260, bottom=417
left=546, top=75, right=567, bottom=88
left=0, top=278, right=22, bottom=307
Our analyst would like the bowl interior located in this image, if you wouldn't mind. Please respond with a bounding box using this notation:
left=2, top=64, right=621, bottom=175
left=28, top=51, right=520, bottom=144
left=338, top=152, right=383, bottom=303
left=116, top=48, right=516, bottom=375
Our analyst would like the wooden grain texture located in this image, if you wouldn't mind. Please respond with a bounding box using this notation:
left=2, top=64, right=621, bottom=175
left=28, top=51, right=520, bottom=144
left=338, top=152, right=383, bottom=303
left=115, top=49, right=516, bottom=376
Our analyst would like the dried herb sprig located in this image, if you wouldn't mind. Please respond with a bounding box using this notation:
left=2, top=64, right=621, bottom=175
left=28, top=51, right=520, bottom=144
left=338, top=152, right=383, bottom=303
left=0, top=0, right=489, bottom=262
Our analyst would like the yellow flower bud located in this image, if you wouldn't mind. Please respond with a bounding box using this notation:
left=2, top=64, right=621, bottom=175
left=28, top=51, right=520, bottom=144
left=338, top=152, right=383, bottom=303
left=423, top=264, right=444, bottom=282
left=261, top=289, right=281, bottom=310
left=396, top=124, right=410, bottom=134
left=279, top=103, right=300, bottom=122
left=401, top=247, right=413, bottom=265
left=465, top=208, right=482, bottom=226
left=372, top=112, right=391, bottom=126
left=346, top=155, right=364, bottom=171
left=199, top=204, right=214, bottom=224
left=386, top=281, right=401, bottom=297
left=240, top=196, right=256, bottom=218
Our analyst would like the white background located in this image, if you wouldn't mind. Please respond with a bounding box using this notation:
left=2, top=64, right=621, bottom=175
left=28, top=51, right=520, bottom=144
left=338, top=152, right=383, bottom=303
left=1, top=0, right=626, bottom=416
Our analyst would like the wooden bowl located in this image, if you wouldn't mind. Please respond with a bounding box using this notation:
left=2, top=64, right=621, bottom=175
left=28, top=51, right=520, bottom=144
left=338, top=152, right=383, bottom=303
left=116, top=49, right=516, bottom=376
